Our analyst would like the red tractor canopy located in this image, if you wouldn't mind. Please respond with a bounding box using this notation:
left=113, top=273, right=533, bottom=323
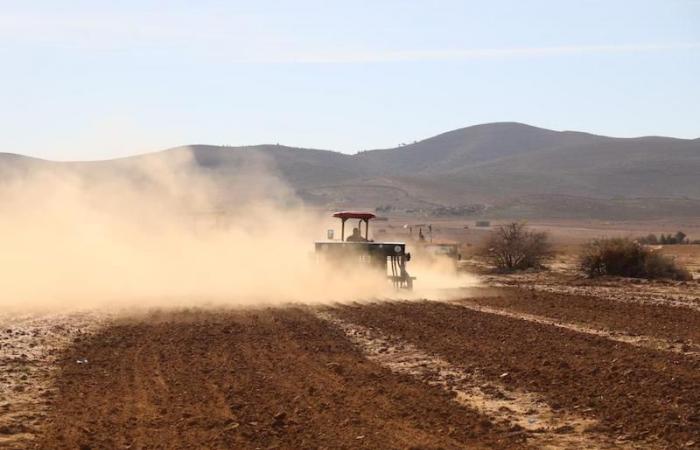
left=332, top=211, right=376, bottom=241
left=332, top=211, right=376, bottom=220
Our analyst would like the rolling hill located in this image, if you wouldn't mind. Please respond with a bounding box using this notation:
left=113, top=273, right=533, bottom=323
left=2, top=122, right=699, bottom=219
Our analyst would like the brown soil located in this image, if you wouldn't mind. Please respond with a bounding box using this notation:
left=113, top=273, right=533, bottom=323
left=333, top=300, right=700, bottom=449
left=0, top=312, right=104, bottom=450
left=464, top=288, right=700, bottom=345
left=483, top=271, right=700, bottom=310
left=318, top=311, right=625, bottom=449
left=37, top=307, right=527, bottom=450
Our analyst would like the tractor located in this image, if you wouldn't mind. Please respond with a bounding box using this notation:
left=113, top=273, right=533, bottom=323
left=402, top=223, right=462, bottom=269
left=422, top=242, right=463, bottom=267
left=315, top=211, right=415, bottom=289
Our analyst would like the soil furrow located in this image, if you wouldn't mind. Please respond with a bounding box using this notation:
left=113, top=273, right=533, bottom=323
left=332, top=301, right=700, bottom=449
left=485, top=277, right=700, bottom=312
left=452, top=300, right=700, bottom=358
left=37, top=307, right=528, bottom=450
left=465, top=288, right=700, bottom=346
left=317, top=311, right=626, bottom=450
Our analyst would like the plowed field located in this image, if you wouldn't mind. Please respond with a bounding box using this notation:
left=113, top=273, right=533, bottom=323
left=4, top=286, right=699, bottom=449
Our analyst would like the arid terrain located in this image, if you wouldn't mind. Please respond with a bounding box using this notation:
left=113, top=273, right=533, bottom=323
left=4, top=123, right=700, bottom=221
left=2, top=238, right=699, bottom=449
left=3, top=1, right=699, bottom=448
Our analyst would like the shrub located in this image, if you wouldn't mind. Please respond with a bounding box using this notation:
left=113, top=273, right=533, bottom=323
left=637, top=233, right=658, bottom=245
left=580, top=237, right=691, bottom=281
left=675, top=231, right=688, bottom=244
left=481, top=222, right=552, bottom=271
left=658, top=231, right=690, bottom=245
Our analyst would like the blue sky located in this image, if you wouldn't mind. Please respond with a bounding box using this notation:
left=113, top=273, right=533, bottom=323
left=1, top=0, right=699, bottom=160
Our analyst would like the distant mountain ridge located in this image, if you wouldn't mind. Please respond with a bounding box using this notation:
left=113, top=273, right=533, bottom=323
left=2, top=122, right=699, bottom=219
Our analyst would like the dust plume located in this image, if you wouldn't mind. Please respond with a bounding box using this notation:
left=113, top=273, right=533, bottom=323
left=0, top=149, right=395, bottom=313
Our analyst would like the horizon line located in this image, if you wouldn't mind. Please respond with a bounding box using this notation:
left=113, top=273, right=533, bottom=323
left=4, top=121, right=698, bottom=163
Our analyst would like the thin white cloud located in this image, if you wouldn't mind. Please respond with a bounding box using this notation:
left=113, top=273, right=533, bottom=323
left=1, top=11, right=698, bottom=63
left=276, top=43, right=700, bottom=64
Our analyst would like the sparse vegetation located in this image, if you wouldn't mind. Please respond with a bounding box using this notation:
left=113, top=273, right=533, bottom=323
left=637, top=231, right=691, bottom=245
left=431, top=204, right=486, bottom=217
left=580, top=237, right=691, bottom=280
left=637, top=233, right=659, bottom=245
left=481, top=222, right=552, bottom=271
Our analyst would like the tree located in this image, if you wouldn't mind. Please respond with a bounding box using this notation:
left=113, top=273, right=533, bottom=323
left=481, top=222, right=552, bottom=271
left=675, top=231, right=687, bottom=244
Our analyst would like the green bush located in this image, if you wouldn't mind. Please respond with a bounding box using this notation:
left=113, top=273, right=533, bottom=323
left=580, top=238, right=691, bottom=281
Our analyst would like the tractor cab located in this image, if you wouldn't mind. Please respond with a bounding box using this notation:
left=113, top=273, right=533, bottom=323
left=333, top=211, right=374, bottom=242
left=315, top=211, right=414, bottom=289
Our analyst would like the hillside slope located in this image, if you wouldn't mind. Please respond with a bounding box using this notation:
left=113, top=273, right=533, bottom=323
left=357, top=123, right=700, bottom=198
left=1, top=123, right=699, bottom=219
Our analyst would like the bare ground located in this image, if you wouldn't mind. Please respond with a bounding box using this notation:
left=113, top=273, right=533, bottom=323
left=332, top=300, right=700, bottom=449
left=36, top=308, right=525, bottom=450
left=0, top=312, right=105, bottom=449
left=4, top=269, right=700, bottom=449
left=483, top=271, right=700, bottom=311
left=458, top=288, right=700, bottom=355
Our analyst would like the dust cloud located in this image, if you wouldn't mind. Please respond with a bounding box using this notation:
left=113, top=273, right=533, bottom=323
left=0, top=149, right=476, bottom=313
